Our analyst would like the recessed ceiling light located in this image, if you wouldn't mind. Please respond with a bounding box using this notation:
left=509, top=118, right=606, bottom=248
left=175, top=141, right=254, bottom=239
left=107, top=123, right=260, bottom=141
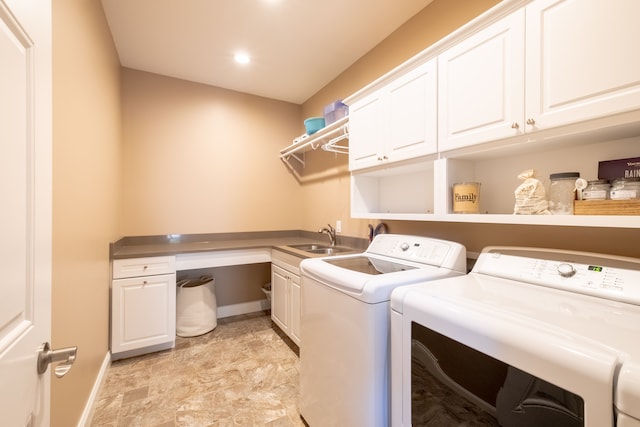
left=234, top=53, right=251, bottom=64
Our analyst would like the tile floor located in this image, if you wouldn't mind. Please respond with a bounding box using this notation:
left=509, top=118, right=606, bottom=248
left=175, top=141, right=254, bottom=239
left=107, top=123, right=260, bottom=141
left=90, top=311, right=306, bottom=427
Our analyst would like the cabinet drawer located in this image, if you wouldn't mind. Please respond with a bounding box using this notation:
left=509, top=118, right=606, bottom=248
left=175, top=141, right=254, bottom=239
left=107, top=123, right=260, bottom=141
left=112, top=256, right=176, bottom=279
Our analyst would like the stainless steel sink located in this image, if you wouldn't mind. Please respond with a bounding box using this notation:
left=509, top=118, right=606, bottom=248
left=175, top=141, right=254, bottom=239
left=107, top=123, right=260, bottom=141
left=306, top=247, right=352, bottom=255
left=288, top=244, right=353, bottom=255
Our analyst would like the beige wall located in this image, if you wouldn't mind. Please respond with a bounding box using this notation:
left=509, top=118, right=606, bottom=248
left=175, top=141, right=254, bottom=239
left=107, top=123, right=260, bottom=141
left=121, top=69, right=303, bottom=235
left=51, top=0, right=122, bottom=425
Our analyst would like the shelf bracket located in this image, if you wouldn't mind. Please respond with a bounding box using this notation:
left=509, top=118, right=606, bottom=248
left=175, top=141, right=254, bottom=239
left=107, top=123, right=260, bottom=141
left=281, top=152, right=305, bottom=178
left=288, top=151, right=305, bottom=167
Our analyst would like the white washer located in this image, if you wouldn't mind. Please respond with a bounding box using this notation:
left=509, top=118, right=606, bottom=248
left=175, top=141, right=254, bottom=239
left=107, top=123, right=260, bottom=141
left=391, top=246, right=640, bottom=427
left=299, top=234, right=466, bottom=427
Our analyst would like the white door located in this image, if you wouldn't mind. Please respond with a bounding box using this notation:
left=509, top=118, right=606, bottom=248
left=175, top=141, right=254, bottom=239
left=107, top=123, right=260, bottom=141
left=0, top=0, right=52, bottom=425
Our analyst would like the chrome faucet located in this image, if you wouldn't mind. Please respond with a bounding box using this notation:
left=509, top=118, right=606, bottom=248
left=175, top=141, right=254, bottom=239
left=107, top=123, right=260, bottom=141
left=318, top=224, right=336, bottom=246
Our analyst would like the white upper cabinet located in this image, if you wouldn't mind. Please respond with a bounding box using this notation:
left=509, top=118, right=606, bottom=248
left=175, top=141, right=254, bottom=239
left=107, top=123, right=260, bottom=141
left=349, top=91, right=384, bottom=170
left=386, top=60, right=438, bottom=161
left=525, top=0, right=640, bottom=130
left=439, top=0, right=640, bottom=152
left=438, top=10, right=525, bottom=151
left=349, top=59, right=437, bottom=171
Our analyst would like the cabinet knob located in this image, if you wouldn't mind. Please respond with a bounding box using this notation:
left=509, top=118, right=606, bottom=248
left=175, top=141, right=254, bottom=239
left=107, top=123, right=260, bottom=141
left=526, top=118, right=536, bottom=125
left=511, top=122, right=519, bottom=129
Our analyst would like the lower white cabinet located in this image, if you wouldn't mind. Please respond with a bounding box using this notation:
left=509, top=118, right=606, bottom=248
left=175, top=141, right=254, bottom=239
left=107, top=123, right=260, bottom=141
left=111, top=256, right=176, bottom=358
left=271, top=250, right=302, bottom=346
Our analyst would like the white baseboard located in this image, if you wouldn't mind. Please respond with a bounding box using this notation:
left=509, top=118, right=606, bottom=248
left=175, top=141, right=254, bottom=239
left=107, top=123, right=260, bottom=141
left=77, top=351, right=111, bottom=427
left=217, top=298, right=270, bottom=318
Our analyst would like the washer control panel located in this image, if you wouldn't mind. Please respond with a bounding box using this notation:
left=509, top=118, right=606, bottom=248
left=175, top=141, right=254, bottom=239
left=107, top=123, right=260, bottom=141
left=366, top=234, right=466, bottom=270
left=475, top=247, right=640, bottom=305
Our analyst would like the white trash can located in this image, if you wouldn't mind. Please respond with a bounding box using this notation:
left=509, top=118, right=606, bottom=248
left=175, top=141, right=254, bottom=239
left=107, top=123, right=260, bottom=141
left=176, top=275, right=217, bottom=337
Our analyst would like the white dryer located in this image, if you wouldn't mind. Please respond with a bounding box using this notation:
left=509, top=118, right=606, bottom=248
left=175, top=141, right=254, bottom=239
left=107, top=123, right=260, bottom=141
left=299, top=234, right=467, bottom=427
left=391, top=246, right=640, bottom=427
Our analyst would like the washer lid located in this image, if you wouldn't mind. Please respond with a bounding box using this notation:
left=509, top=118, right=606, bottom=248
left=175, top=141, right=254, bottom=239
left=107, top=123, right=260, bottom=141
left=301, top=254, right=463, bottom=303
left=323, top=256, right=418, bottom=275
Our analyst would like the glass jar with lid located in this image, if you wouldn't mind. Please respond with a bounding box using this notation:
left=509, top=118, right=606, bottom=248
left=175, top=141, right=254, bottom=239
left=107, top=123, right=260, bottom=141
left=582, top=179, right=610, bottom=200
left=549, top=172, right=580, bottom=214
left=610, top=178, right=640, bottom=200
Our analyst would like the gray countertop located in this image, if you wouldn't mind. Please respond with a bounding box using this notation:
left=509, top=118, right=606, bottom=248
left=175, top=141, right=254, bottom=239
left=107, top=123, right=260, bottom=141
left=110, top=230, right=367, bottom=260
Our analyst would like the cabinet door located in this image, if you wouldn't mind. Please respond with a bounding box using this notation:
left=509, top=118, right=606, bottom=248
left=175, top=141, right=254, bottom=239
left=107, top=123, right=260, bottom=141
left=111, top=273, right=176, bottom=354
left=271, top=264, right=289, bottom=333
left=349, top=91, right=384, bottom=171
left=386, top=59, right=438, bottom=162
left=438, top=9, right=525, bottom=151
left=525, top=0, right=640, bottom=130
left=289, top=274, right=301, bottom=346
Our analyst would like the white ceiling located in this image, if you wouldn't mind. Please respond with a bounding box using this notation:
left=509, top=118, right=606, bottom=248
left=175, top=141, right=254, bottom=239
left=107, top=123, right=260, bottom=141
left=101, top=0, right=434, bottom=104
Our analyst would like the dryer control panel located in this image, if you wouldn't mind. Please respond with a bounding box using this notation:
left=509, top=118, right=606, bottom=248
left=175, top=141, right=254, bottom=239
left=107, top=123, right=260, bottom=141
left=475, top=247, right=640, bottom=305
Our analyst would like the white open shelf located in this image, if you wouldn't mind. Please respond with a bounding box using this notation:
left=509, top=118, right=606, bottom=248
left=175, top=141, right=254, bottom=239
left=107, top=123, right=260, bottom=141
left=351, top=129, right=640, bottom=228
left=351, top=157, right=436, bottom=219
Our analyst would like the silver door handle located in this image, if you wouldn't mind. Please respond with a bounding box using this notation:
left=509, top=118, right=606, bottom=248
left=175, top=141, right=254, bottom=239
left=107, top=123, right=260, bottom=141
left=37, top=342, right=77, bottom=378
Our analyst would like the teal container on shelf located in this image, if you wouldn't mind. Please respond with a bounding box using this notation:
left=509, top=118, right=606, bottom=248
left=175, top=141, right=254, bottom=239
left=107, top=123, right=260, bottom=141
left=304, top=117, right=325, bottom=135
